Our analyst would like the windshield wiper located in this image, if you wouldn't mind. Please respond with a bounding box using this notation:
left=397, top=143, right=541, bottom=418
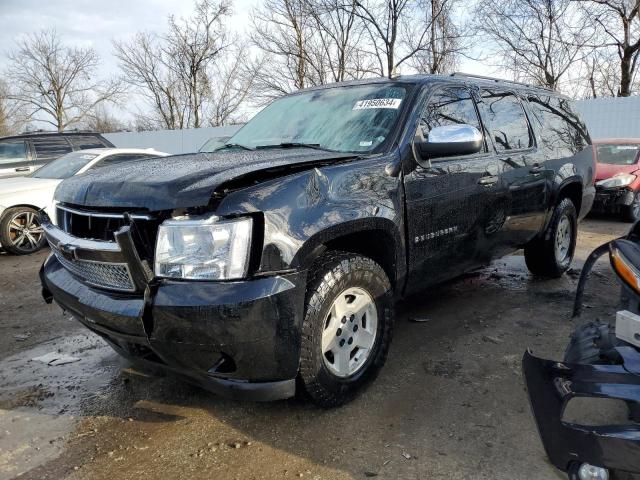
left=255, top=142, right=336, bottom=152
left=214, top=143, right=254, bottom=151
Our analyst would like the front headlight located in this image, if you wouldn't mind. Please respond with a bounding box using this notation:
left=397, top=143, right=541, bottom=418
left=596, top=173, right=636, bottom=188
left=154, top=214, right=252, bottom=280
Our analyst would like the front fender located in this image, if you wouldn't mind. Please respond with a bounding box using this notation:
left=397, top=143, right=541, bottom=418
left=214, top=154, right=404, bottom=275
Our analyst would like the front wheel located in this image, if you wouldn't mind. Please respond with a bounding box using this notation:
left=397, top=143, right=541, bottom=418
left=0, top=206, right=46, bottom=255
left=524, top=198, right=577, bottom=278
left=299, top=252, right=394, bottom=407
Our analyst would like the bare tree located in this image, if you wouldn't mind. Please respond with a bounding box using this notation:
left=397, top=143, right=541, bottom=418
left=250, top=0, right=317, bottom=99
left=307, top=0, right=375, bottom=81
left=208, top=43, right=256, bottom=125
left=473, top=0, right=595, bottom=91
left=5, top=30, right=123, bottom=132
left=0, top=80, right=27, bottom=136
left=82, top=105, right=127, bottom=133
left=164, top=0, right=232, bottom=127
left=406, top=0, right=463, bottom=74
left=114, top=32, right=187, bottom=129
left=353, top=0, right=463, bottom=78
left=580, top=0, right=640, bottom=96
left=114, top=0, right=238, bottom=128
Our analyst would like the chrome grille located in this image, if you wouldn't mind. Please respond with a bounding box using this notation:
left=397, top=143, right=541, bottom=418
left=50, top=244, right=136, bottom=292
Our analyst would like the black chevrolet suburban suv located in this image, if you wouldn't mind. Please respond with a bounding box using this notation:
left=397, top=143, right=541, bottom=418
left=40, top=74, right=595, bottom=406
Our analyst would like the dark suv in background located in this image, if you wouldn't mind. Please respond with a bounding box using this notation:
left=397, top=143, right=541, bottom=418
left=41, top=74, right=595, bottom=406
left=0, top=131, right=113, bottom=178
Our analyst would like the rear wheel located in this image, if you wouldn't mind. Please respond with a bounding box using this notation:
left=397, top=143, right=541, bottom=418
left=524, top=197, right=577, bottom=278
left=299, top=252, right=394, bottom=407
left=0, top=207, right=46, bottom=255
left=622, top=191, right=640, bottom=223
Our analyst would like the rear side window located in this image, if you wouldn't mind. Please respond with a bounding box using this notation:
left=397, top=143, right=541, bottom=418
left=479, top=90, right=533, bottom=152
left=31, top=137, right=73, bottom=161
left=420, top=87, right=482, bottom=151
left=527, top=95, right=589, bottom=157
left=0, top=140, right=28, bottom=165
left=68, top=135, right=109, bottom=150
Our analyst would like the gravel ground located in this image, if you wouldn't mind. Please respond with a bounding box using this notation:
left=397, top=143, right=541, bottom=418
left=0, top=217, right=630, bottom=480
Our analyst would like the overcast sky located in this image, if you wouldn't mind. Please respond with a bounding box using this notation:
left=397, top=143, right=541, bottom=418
left=0, top=0, right=491, bottom=125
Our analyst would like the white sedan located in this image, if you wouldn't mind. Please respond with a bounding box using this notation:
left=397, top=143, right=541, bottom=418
left=0, top=148, right=168, bottom=255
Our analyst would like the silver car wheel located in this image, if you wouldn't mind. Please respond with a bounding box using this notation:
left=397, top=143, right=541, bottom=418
left=9, top=211, right=44, bottom=252
left=554, top=214, right=572, bottom=263
left=321, top=287, right=378, bottom=378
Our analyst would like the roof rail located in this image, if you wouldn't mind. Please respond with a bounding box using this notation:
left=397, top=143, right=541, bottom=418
left=449, top=72, right=554, bottom=92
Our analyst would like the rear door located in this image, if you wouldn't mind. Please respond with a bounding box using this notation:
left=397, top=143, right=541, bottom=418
left=476, top=88, right=547, bottom=253
left=0, top=139, right=32, bottom=178
left=404, top=84, right=506, bottom=292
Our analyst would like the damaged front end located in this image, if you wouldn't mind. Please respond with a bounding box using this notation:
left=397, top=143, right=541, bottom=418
left=39, top=203, right=305, bottom=401
left=524, top=222, right=640, bottom=479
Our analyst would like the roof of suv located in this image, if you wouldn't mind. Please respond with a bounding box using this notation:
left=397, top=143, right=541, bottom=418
left=298, top=73, right=567, bottom=99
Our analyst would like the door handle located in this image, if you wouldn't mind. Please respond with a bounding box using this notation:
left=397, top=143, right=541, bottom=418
left=14, top=167, right=30, bottom=172
left=478, top=175, right=499, bottom=186
left=530, top=165, right=545, bottom=174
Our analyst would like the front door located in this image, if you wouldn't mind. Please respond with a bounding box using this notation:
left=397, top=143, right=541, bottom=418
left=404, top=85, right=507, bottom=293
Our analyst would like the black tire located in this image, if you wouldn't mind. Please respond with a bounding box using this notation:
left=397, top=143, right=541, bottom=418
left=524, top=197, right=577, bottom=278
left=0, top=206, right=46, bottom=255
left=622, top=191, right=640, bottom=223
left=299, top=252, right=394, bottom=407
left=564, top=321, right=640, bottom=423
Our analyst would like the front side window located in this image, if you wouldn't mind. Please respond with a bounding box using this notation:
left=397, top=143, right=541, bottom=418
left=596, top=144, right=640, bottom=165
left=420, top=87, right=481, bottom=136
left=31, top=151, right=98, bottom=179
left=0, top=141, right=28, bottom=165
left=226, top=84, right=411, bottom=154
left=480, top=90, right=533, bottom=152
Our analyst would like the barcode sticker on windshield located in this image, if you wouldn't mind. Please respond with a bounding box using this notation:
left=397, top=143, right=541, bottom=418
left=353, top=98, right=402, bottom=110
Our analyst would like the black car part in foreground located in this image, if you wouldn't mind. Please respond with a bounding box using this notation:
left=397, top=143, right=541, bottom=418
left=523, top=222, right=640, bottom=479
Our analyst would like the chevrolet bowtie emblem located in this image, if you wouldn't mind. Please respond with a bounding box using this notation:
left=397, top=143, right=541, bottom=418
left=58, top=243, right=77, bottom=261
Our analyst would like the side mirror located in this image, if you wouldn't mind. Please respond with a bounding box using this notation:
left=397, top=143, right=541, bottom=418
left=415, top=124, right=484, bottom=160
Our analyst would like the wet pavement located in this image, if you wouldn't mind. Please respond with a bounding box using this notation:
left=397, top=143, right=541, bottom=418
left=0, top=217, right=629, bottom=480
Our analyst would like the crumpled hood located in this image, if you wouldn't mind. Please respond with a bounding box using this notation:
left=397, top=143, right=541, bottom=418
left=54, top=148, right=356, bottom=211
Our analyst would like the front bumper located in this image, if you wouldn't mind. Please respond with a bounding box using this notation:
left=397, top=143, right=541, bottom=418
left=593, top=186, right=635, bottom=210
left=41, top=253, right=306, bottom=401
left=522, top=349, right=640, bottom=475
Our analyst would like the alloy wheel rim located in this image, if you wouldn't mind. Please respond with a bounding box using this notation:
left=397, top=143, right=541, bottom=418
left=554, top=215, right=572, bottom=263
left=321, top=287, right=378, bottom=378
left=8, top=211, right=44, bottom=252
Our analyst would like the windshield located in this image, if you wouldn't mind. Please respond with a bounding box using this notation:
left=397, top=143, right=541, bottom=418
left=31, top=151, right=99, bottom=179
left=225, top=84, right=410, bottom=153
left=596, top=144, right=640, bottom=165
